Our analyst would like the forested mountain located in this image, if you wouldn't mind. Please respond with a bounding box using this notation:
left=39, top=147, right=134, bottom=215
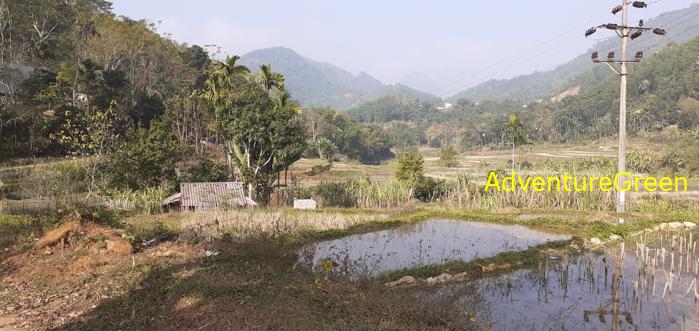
left=345, top=35, right=699, bottom=150
left=0, top=0, right=403, bottom=174
left=239, top=47, right=439, bottom=110
left=450, top=3, right=699, bottom=102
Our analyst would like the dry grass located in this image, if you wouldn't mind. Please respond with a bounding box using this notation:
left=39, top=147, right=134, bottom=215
left=179, top=210, right=389, bottom=242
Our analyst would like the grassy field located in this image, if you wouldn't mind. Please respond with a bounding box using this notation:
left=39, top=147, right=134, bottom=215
left=1, top=136, right=698, bottom=329
left=1, top=206, right=687, bottom=329
left=291, top=135, right=699, bottom=186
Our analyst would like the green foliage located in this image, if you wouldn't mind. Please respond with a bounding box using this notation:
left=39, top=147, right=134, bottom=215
left=626, top=150, right=656, bottom=173
left=206, top=58, right=307, bottom=204
left=179, top=157, right=233, bottom=183
left=502, top=113, right=528, bottom=146
left=395, top=148, right=424, bottom=185
left=106, top=186, right=171, bottom=214
left=21, top=162, right=89, bottom=208
left=105, top=120, right=184, bottom=191
left=437, top=144, right=459, bottom=167
left=310, top=138, right=338, bottom=163
left=661, top=149, right=686, bottom=172
left=303, top=107, right=395, bottom=165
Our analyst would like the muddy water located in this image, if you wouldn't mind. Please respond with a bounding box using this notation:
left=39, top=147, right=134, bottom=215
left=424, top=230, right=699, bottom=330
left=298, top=219, right=571, bottom=278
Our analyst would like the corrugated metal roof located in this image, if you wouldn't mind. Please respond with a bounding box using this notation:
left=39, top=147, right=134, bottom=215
left=180, top=182, right=245, bottom=210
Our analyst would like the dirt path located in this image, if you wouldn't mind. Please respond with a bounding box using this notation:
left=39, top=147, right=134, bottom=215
left=0, top=315, right=22, bottom=331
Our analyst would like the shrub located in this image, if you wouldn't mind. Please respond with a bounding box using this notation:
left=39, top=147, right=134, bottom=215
left=396, top=147, right=424, bottom=184
left=436, top=144, right=459, bottom=167
left=105, top=120, right=184, bottom=191
left=661, top=150, right=685, bottom=172
left=179, top=157, right=232, bottom=184
left=626, top=150, right=656, bottom=173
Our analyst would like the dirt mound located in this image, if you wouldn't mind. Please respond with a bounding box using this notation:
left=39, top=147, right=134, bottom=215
left=34, top=221, right=80, bottom=249
left=106, top=237, right=133, bottom=255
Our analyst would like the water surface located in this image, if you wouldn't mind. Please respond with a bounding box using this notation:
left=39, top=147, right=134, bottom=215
left=298, top=219, right=571, bottom=278
left=420, top=230, right=699, bottom=330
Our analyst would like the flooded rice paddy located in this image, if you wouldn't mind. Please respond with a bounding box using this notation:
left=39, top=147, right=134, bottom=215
left=420, top=229, right=699, bottom=330
left=298, top=219, right=571, bottom=278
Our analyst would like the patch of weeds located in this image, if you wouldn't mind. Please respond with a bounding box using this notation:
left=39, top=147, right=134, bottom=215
left=376, top=240, right=571, bottom=282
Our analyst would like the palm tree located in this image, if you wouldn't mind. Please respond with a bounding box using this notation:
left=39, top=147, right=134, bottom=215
left=207, top=55, right=250, bottom=99
left=502, top=113, right=528, bottom=171
left=258, top=64, right=285, bottom=91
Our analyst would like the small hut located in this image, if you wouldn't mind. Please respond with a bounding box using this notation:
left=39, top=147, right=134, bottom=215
left=162, top=182, right=256, bottom=212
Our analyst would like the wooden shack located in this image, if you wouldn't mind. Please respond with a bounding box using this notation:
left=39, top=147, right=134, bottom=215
left=162, top=182, right=256, bottom=212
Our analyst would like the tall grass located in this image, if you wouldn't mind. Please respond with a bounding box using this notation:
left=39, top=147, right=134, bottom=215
left=443, top=171, right=615, bottom=210
left=314, top=177, right=413, bottom=209
left=314, top=172, right=618, bottom=211
left=179, top=210, right=389, bottom=242
left=105, top=186, right=171, bottom=214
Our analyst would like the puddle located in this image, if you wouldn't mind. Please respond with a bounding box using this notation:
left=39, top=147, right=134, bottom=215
left=298, top=219, right=571, bottom=278
left=420, top=230, right=699, bottom=330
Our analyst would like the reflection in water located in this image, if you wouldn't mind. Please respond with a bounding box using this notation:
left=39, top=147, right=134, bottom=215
left=424, top=230, right=699, bottom=330
left=298, top=219, right=571, bottom=278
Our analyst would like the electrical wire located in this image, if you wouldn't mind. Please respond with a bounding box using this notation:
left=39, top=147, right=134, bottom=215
left=432, top=13, right=610, bottom=94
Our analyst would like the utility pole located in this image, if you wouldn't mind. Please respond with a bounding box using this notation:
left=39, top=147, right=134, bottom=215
left=619, top=1, right=628, bottom=214
left=585, top=1, right=666, bottom=214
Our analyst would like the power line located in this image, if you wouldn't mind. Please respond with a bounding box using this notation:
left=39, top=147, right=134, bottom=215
left=433, top=13, right=611, bottom=94
left=441, top=34, right=585, bottom=97
left=596, top=6, right=699, bottom=55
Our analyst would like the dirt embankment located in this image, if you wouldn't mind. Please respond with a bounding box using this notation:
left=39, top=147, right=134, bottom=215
left=0, top=215, right=196, bottom=330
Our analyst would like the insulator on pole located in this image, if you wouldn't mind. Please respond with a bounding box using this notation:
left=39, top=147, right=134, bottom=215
left=591, top=52, right=599, bottom=62
left=630, top=30, right=643, bottom=39
left=632, top=1, right=647, bottom=8
left=639, top=19, right=644, bottom=27
left=585, top=27, right=597, bottom=37
left=612, top=5, right=623, bottom=15
left=608, top=51, right=615, bottom=60
left=635, top=51, right=644, bottom=59
left=653, top=28, right=667, bottom=36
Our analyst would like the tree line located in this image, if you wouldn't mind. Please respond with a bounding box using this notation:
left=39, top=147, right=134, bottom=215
left=0, top=0, right=398, bottom=205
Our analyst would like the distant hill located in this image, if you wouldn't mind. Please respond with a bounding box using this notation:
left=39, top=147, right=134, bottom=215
left=399, top=72, right=440, bottom=96
left=449, top=3, right=699, bottom=102
left=239, top=47, right=439, bottom=110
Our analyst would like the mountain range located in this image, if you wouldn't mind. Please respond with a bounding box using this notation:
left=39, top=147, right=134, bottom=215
left=448, top=3, right=699, bottom=102
left=238, top=4, right=699, bottom=110
left=239, top=47, right=439, bottom=110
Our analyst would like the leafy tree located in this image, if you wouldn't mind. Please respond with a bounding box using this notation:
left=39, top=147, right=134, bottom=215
left=502, top=112, right=528, bottom=170
left=205, top=57, right=307, bottom=204
left=396, top=147, right=424, bottom=185
left=105, top=120, right=184, bottom=191
left=51, top=102, right=121, bottom=198
left=179, top=157, right=232, bottom=184
left=313, top=137, right=338, bottom=164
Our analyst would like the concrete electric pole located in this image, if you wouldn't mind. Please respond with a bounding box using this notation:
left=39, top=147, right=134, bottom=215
left=584, top=1, right=667, bottom=214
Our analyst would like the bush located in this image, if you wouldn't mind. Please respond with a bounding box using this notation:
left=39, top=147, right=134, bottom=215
left=626, top=150, right=656, bottom=173
left=314, top=181, right=355, bottom=208
left=414, top=177, right=448, bottom=202
left=179, top=157, right=232, bottom=184
left=661, top=150, right=685, bottom=172
left=396, top=147, right=424, bottom=184
left=105, top=120, right=184, bottom=191
left=21, top=162, right=89, bottom=208
left=436, top=144, right=459, bottom=167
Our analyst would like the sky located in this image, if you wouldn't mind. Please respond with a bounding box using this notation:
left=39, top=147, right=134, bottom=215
left=111, top=0, right=698, bottom=96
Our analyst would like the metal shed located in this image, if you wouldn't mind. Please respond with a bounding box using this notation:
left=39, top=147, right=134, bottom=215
left=162, top=182, right=256, bottom=212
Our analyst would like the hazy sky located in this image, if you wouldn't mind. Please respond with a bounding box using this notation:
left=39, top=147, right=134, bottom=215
left=111, top=0, right=697, bottom=96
